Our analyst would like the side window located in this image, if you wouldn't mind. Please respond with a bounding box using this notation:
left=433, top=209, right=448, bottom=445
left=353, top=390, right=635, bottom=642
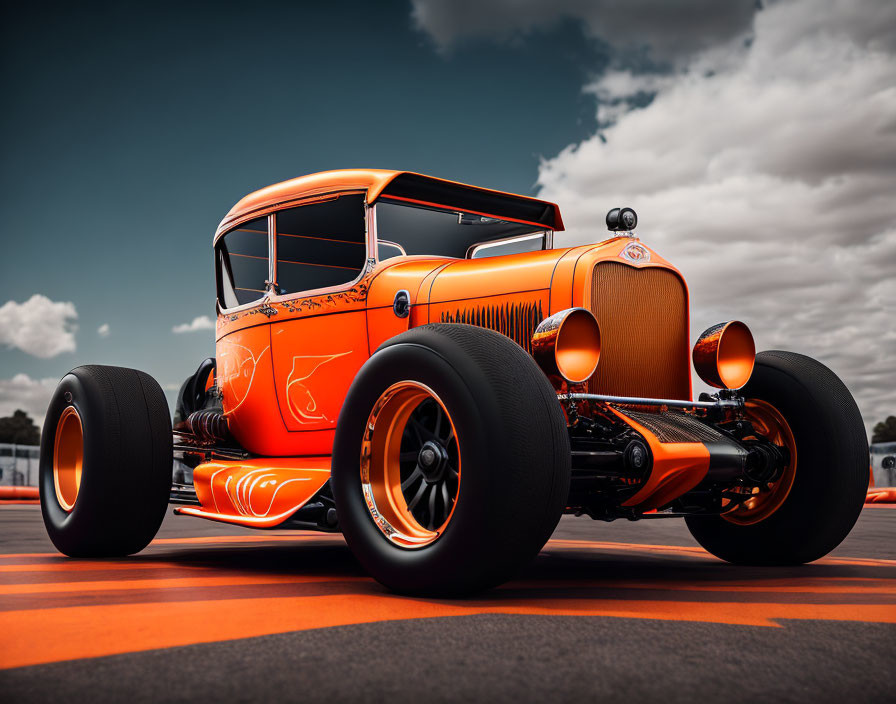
left=216, top=217, right=269, bottom=309
left=377, top=240, right=406, bottom=261
left=469, top=233, right=546, bottom=259
left=275, top=195, right=367, bottom=295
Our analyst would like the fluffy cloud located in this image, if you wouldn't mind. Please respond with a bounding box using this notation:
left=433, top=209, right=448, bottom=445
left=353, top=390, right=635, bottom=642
left=0, top=294, right=78, bottom=358
left=0, top=374, right=59, bottom=430
left=97, top=323, right=110, bottom=338
left=411, top=0, right=757, bottom=63
left=536, top=0, right=896, bottom=433
left=172, top=315, right=216, bottom=334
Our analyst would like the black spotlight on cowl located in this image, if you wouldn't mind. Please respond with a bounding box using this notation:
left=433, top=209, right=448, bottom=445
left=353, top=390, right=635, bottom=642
left=606, top=207, right=638, bottom=232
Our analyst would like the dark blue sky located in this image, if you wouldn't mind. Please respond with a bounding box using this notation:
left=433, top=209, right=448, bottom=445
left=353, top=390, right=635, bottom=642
left=0, top=1, right=603, bottom=401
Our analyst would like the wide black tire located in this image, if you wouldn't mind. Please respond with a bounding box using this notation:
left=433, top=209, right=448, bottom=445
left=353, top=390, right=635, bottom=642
left=331, top=324, right=570, bottom=596
left=685, top=351, right=868, bottom=564
left=40, top=365, right=173, bottom=557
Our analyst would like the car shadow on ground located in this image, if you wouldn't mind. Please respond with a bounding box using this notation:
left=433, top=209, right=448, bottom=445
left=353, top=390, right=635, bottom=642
left=110, top=537, right=893, bottom=608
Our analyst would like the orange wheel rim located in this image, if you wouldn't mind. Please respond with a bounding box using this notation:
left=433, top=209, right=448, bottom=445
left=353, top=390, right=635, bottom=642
left=360, top=381, right=460, bottom=549
left=723, top=399, right=797, bottom=525
left=53, top=406, right=83, bottom=512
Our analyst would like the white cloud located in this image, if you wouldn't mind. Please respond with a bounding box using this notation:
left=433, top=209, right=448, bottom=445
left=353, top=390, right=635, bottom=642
left=411, top=0, right=757, bottom=63
left=0, top=294, right=78, bottom=358
left=97, top=323, right=110, bottom=338
left=536, top=0, right=896, bottom=434
left=172, top=315, right=216, bottom=334
left=0, top=374, right=59, bottom=430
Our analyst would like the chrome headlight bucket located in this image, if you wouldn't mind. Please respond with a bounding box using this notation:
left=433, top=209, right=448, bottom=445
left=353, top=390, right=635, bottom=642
left=693, top=320, right=756, bottom=389
left=532, top=308, right=601, bottom=384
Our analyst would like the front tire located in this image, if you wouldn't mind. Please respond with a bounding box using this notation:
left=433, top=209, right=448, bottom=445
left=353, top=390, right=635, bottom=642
left=331, top=324, right=570, bottom=596
left=685, top=351, right=868, bottom=564
left=40, top=365, right=173, bottom=557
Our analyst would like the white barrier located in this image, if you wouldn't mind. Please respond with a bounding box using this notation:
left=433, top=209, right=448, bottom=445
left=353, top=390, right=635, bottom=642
left=871, top=442, right=896, bottom=487
left=0, top=444, right=40, bottom=487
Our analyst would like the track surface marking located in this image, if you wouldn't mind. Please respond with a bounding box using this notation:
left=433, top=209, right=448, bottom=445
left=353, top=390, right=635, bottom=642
left=1, top=506, right=894, bottom=703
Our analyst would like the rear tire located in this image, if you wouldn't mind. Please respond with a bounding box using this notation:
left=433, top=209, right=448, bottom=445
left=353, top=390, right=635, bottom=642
left=173, top=357, right=216, bottom=424
left=40, top=365, right=173, bottom=557
left=685, top=351, right=868, bottom=564
left=331, top=324, right=570, bottom=596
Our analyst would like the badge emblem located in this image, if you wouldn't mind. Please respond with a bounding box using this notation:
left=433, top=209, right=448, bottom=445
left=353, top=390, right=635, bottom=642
left=621, top=242, right=651, bottom=263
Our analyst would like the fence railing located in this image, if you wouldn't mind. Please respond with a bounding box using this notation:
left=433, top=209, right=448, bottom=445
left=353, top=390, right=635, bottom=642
left=0, top=444, right=40, bottom=487
left=871, top=442, right=896, bottom=488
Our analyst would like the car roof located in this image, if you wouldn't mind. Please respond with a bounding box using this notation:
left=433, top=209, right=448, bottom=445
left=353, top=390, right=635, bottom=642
left=214, top=169, right=564, bottom=242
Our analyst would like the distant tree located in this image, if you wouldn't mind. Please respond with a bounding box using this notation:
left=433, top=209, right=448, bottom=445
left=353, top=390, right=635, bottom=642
left=0, top=410, right=41, bottom=445
left=872, top=416, right=896, bottom=444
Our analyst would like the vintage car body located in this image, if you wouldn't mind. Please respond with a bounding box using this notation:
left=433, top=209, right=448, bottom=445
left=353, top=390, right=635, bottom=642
left=179, top=170, right=691, bottom=527
left=41, top=168, right=869, bottom=594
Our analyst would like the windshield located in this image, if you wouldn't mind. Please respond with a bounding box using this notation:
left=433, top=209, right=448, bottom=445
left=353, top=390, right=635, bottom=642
left=375, top=198, right=547, bottom=260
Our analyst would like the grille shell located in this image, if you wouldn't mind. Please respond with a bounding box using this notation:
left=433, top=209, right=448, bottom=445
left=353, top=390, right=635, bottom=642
left=616, top=409, right=723, bottom=444
left=588, top=261, right=690, bottom=400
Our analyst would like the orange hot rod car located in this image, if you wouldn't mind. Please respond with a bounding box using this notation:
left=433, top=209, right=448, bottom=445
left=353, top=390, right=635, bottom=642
left=40, top=169, right=869, bottom=594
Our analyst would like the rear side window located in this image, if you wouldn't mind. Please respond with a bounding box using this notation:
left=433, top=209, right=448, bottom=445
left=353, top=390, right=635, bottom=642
left=216, top=217, right=269, bottom=309
left=469, top=233, right=546, bottom=259
left=275, top=195, right=366, bottom=295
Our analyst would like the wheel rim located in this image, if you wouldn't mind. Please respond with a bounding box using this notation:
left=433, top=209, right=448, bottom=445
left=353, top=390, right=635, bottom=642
left=723, top=399, right=797, bottom=525
left=360, top=381, right=460, bottom=548
left=53, top=406, right=83, bottom=512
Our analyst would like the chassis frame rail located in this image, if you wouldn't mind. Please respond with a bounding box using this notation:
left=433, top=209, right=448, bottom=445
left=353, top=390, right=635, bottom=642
left=557, top=392, right=741, bottom=411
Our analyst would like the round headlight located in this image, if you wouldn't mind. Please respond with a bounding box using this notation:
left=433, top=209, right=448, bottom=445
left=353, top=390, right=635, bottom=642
left=693, top=320, right=756, bottom=389
left=532, top=308, right=601, bottom=384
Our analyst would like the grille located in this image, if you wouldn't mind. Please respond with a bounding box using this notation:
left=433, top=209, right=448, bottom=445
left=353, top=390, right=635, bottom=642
left=589, top=261, right=690, bottom=399
left=616, top=409, right=723, bottom=444
left=440, top=301, right=543, bottom=354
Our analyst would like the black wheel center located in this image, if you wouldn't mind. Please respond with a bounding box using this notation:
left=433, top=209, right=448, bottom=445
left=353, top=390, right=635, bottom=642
left=418, top=440, right=448, bottom=483
left=397, top=398, right=460, bottom=532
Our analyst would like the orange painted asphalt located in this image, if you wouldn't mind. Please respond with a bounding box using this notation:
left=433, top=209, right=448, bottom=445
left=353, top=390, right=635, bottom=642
left=1, top=535, right=894, bottom=670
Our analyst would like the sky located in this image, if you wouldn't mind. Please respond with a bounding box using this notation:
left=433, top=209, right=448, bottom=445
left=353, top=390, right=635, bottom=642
left=1, top=0, right=893, bottom=437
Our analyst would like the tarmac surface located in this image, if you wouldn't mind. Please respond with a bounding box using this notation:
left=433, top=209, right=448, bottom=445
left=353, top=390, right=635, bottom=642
left=1, top=503, right=894, bottom=703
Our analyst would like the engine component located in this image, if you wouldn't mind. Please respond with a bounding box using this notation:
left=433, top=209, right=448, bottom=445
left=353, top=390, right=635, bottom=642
left=182, top=410, right=230, bottom=445
left=175, top=357, right=217, bottom=423
left=744, top=441, right=788, bottom=484
left=623, top=438, right=650, bottom=476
